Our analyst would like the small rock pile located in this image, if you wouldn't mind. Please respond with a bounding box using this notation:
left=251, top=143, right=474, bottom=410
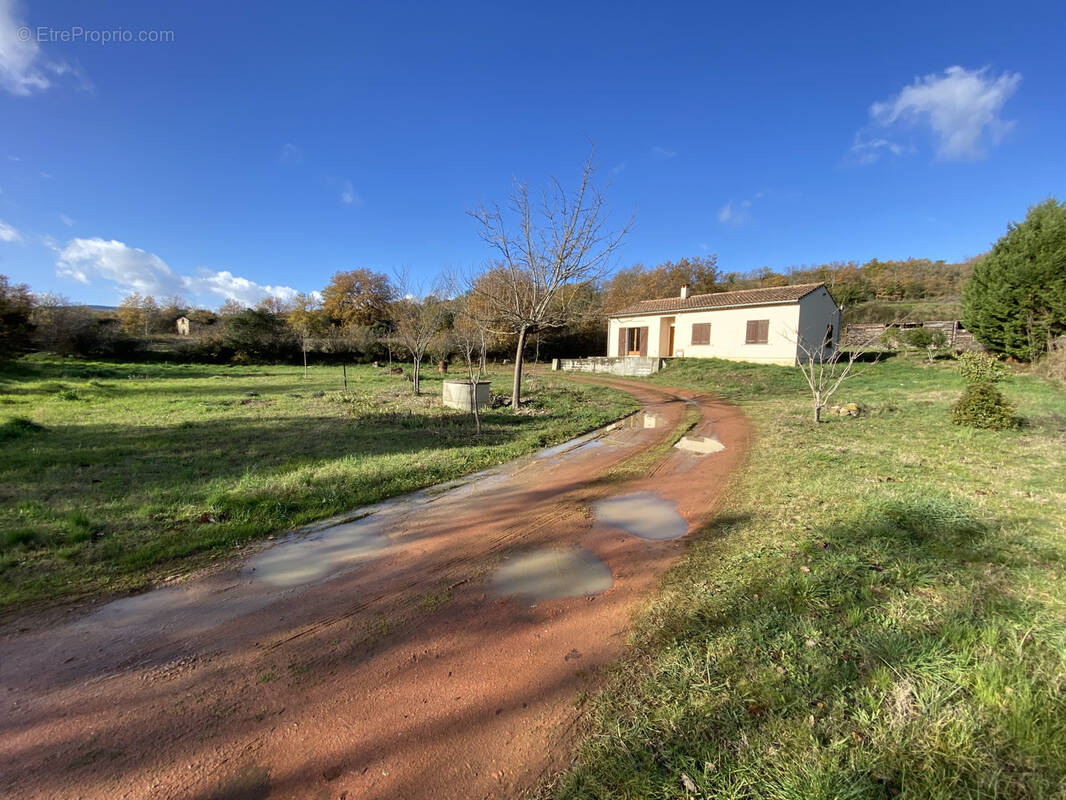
left=827, top=401, right=863, bottom=417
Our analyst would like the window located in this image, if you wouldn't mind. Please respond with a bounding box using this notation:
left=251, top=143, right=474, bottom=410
left=626, top=327, right=640, bottom=353
left=691, top=322, right=711, bottom=346
left=745, top=319, right=769, bottom=344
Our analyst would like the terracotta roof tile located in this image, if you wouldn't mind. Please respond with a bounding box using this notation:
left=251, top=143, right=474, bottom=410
left=608, top=282, right=827, bottom=317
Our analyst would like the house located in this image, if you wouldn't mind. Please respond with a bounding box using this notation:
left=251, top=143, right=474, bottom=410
left=606, top=282, right=841, bottom=366
left=176, top=316, right=190, bottom=336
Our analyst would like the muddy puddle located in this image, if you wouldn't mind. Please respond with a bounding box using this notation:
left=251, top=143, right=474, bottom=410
left=536, top=436, right=605, bottom=461
left=674, top=434, right=725, bottom=454
left=606, top=411, right=663, bottom=430
left=242, top=515, right=390, bottom=587
left=593, top=491, right=688, bottom=540
left=491, top=547, right=613, bottom=601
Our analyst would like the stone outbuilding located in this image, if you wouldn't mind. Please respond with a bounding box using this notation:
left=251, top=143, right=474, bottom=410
left=176, top=316, right=190, bottom=336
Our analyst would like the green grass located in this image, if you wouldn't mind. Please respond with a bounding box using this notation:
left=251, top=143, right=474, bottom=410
left=0, top=354, right=637, bottom=609
left=547, top=356, right=1066, bottom=799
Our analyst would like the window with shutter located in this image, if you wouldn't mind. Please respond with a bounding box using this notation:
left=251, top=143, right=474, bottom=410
left=691, top=323, right=711, bottom=345
left=745, top=319, right=769, bottom=344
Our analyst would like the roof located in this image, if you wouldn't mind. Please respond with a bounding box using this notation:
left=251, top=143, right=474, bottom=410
left=607, top=282, right=828, bottom=317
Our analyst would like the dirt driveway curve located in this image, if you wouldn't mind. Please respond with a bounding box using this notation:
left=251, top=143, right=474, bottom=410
left=0, top=376, right=749, bottom=800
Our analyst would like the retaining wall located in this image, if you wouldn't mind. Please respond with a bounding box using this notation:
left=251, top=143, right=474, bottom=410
left=553, top=356, right=664, bottom=376
left=844, top=320, right=982, bottom=350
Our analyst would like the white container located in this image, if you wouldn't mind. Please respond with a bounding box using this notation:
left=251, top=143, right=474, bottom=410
left=442, top=380, right=491, bottom=411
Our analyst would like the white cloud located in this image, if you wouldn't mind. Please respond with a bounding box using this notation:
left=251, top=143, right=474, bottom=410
left=59, top=213, right=73, bottom=226
left=339, top=179, right=362, bottom=205
left=717, top=198, right=753, bottom=226
left=848, top=134, right=909, bottom=165
left=855, top=66, right=1021, bottom=162
left=55, top=237, right=301, bottom=306
left=651, top=146, right=677, bottom=160
left=0, top=0, right=77, bottom=96
left=57, top=237, right=181, bottom=292
left=0, top=218, right=22, bottom=241
left=185, top=269, right=300, bottom=306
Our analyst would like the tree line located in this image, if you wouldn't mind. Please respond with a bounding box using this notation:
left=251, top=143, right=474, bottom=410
left=2, top=156, right=1061, bottom=398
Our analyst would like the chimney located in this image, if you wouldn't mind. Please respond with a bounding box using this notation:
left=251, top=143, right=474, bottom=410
left=680, top=284, right=690, bottom=300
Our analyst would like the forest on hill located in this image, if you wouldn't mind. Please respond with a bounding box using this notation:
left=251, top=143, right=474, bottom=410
left=0, top=251, right=980, bottom=365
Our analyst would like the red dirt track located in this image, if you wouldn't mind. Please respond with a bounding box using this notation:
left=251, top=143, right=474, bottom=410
left=0, top=377, right=748, bottom=800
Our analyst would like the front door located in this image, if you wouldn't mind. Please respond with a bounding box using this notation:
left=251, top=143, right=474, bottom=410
left=668, top=324, right=675, bottom=356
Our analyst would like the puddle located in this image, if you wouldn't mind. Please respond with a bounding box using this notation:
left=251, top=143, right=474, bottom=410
left=609, top=412, right=663, bottom=430
left=674, top=435, right=725, bottom=454
left=536, top=437, right=604, bottom=461
left=242, top=515, right=389, bottom=587
left=491, top=547, right=613, bottom=601
left=594, top=491, right=688, bottom=540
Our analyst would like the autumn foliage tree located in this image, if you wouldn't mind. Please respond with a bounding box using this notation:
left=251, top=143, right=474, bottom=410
left=117, top=293, right=158, bottom=336
left=321, top=269, right=393, bottom=328
left=601, top=256, right=719, bottom=313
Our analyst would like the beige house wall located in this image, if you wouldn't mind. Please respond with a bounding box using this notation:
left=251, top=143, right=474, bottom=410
left=606, top=286, right=840, bottom=366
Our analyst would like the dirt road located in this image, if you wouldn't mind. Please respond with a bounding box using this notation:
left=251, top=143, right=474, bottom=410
left=0, top=377, right=748, bottom=800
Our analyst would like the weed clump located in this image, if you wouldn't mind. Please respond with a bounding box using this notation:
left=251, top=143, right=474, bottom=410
left=951, top=382, right=1017, bottom=430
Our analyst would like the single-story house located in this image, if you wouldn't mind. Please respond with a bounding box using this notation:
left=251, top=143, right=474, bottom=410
left=606, top=282, right=841, bottom=366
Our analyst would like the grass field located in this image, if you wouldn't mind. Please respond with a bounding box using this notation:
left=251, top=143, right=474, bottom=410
left=547, top=356, right=1066, bottom=799
left=0, top=355, right=638, bottom=609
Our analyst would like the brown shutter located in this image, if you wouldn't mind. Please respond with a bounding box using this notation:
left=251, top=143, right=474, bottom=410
left=746, top=320, right=769, bottom=344
left=639, top=327, right=649, bottom=356
left=691, top=323, right=710, bottom=345
left=617, top=327, right=626, bottom=357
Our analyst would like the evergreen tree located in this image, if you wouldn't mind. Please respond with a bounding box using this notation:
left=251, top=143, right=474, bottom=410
left=963, top=199, right=1066, bottom=360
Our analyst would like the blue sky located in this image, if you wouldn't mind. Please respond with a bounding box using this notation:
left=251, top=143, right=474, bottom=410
left=1, top=0, right=1063, bottom=307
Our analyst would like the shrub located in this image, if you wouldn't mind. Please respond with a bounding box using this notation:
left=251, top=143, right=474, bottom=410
left=957, top=351, right=1006, bottom=383
left=950, top=381, right=1017, bottom=430
left=901, top=327, right=934, bottom=349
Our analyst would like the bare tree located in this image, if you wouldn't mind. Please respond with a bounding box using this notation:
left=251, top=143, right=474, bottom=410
left=452, top=299, right=490, bottom=435
left=792, top=326, right=880, bottom=423
left=386, top=273, right=449, bottom=395
left=287, top=293, right=327, bottom=379
left=468, top=149, right=631, bottom=410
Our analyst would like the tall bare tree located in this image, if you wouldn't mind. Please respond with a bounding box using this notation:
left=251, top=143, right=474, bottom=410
left=468, top=150, right=631, bottom=410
